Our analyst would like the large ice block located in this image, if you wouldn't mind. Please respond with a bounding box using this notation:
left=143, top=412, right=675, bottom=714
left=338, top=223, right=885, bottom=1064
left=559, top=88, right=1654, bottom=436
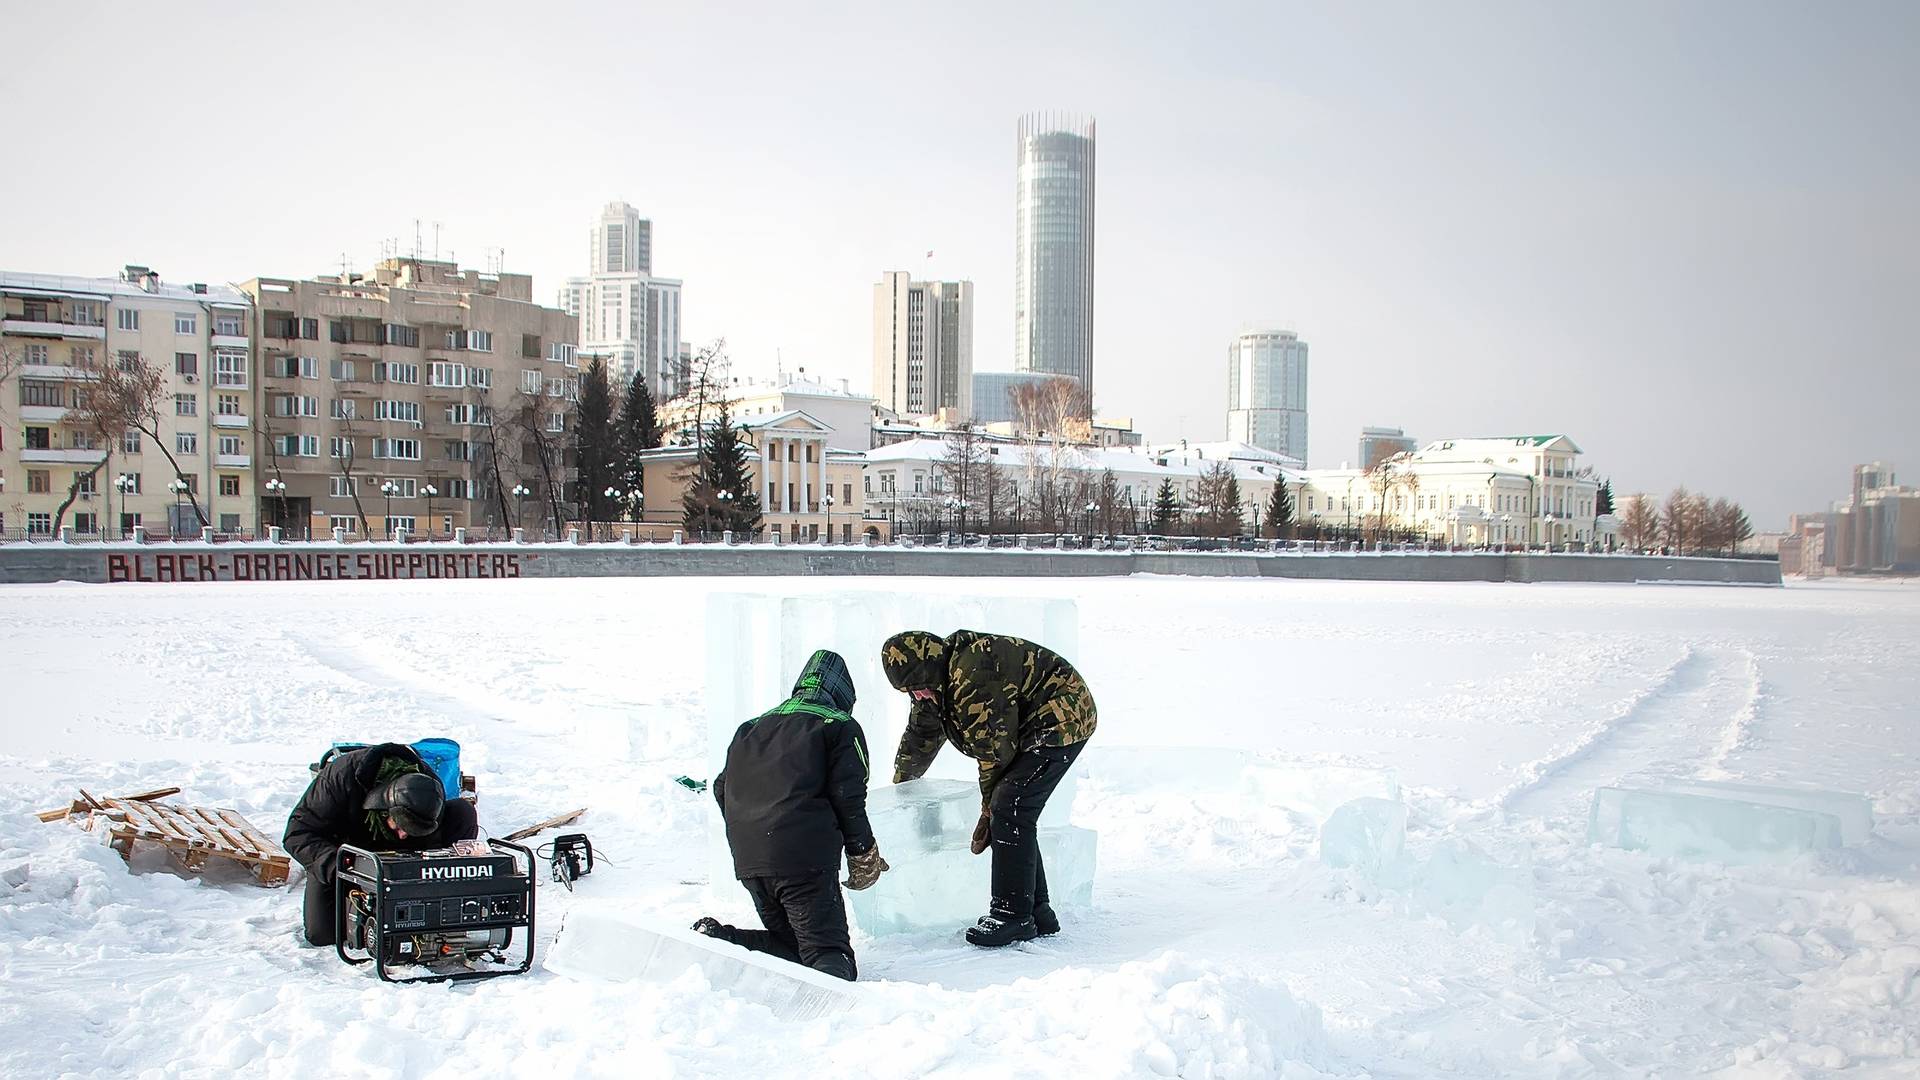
left=865, top=778, right=990, bottom=855
left=1400, top=837, right=1536, bottom=941
left=849, top=822, right=1097, bottom=937
left=1318, top=797, right=1406, bottom=874
left=1588, top=786, right=1844, bottom=865
left=545, top=906, right=861, bottom=1020
left=1244, top=762, right=1402, bottom=825
left=706, top=592, right=1081, bottom=907
left=1655, top=780, right=1872, bottom=846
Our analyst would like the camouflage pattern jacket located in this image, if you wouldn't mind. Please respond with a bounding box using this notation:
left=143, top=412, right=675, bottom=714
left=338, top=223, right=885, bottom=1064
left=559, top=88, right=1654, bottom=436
left=886, top=630, right=1096, bottom=804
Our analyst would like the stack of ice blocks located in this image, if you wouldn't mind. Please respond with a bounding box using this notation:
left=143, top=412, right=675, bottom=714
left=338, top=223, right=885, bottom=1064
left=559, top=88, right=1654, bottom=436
left=1588, top=780, right=1872, bottom=865
left=703, top=591, right=1091, bottom=933
left=847, top=779, right=1097, bottom=936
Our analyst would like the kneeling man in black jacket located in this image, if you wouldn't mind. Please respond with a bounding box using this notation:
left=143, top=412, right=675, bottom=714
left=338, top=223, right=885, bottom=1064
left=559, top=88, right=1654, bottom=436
left=283, top=742, right=478, bottom=946
left=694, top=649, right=887, bottom=981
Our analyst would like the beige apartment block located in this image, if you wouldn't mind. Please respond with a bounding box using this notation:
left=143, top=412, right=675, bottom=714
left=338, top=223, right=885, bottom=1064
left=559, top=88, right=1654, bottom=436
left=2, top=267, right=255, bottom=538
left=243, top=258, right=579, bottom=539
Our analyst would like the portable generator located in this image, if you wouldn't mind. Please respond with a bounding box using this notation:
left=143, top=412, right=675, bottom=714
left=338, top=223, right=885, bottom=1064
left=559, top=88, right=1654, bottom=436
left=334, top=838, right=536, bottom=983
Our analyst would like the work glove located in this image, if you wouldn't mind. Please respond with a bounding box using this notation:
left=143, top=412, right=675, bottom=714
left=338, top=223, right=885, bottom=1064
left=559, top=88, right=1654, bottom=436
left=844, top=844, right=890, bottom=890
left=970, top=813, right=991, bottom=855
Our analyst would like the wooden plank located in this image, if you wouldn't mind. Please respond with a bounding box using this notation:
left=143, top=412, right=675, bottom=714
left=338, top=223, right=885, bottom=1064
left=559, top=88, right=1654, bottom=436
left=37, top=787, right=178, bottom=822
left=501, top=807, right=587, bottom=842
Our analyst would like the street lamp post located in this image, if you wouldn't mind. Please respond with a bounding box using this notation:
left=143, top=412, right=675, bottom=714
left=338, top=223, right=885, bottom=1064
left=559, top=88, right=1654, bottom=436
left=715, top=488, right=733, bottom=540
left=264, top=477, right=287, bottom=536
left=422, top=484, right=437, bottom=537
left=1084, top=500, right=1097, bottom=545
left=512, top=483, right=530, bottom=533
left=1500, top=513, right=1512, bottom=552
left=168, top=477, right=189, bottom=537
left=822, top=493, right=834, bottom=542
left=380, top=481, right=398, bottom=536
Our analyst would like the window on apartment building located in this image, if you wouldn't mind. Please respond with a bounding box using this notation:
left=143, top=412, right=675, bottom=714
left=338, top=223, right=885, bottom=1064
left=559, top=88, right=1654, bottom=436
left=73, top=471, right=96, bottom=496
left=21, top=343, right=49, bottom=364
left=329, top=516, right=358, bottom=535
left=70, top=345, right=95, bottom=369
left=280, top=434, right=318, bottom=457
left=470, top=367, right=491, bottom=389
left=28, top=470, right=51, bottom=493
left=215, top=316, right=243, bottom=337
left=842, top=483, right=852, bottom=505
left=174, top=352, right=198, bottom=377
left=122, top=431, right=142, bottom=455
left=119, top=472, right=142, bottom=494
left=264, top=312, right=297, bottom=338
left=117, top=309, right=139, bottom=331
left=113, top=350, right=138, bottom=373
left=522, top=334, right=541, bottom=358
left=72, top=512, right=97, bottom=534
left=300, top=318, right=319, bottom=340
left=547, top=343, right=576, bottom=366
left=218, top=435, right=242, bottom=457
left=219, top=475, right=240, bottom=497
left=372, top=438, right=420, bottom=460
left=546, top=377, right=565, bottom=398
left=72, top=301, right=101, bottom=326
left=330, top=436, right=352, bottom=459
left=377, top=400, right=420, bottom=424
left=215, top=352, right=247, bottom=387
left=383, top=323, right=420, bottom=348
left=863, top=476, right=872, bottom=495
left=19, top=381, right=60, bottom=407
left=429, top=362, right=466, bottom=387
left=174, top=393, right=197, bottom=416
left=521, top=371, right=542, bottom=395
left=447, top=478, right=472, bottom=499
left=545, top=412, right=564, bottom=433
left=27, top=513, right=51, bottom=535
left=25, top=427, right=51, bottom=450
left=176, top=432, right=198, bottom=455
left=329, top=476, right=356, bottom=498
left=330, top=358, right=356, bottom=381
left=331, top=398, right=355, bottom=420
left=175, top=313, right=197, bottom=335
left=913, top=474, right=924, bottom=494
left=443, top=440, right=473, bottom=461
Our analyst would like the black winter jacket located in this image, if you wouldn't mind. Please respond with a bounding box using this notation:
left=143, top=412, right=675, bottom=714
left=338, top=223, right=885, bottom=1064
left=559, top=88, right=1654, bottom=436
left=714, top=650, right=876, bottom=879
left=283, top=742, right=444, bottom=880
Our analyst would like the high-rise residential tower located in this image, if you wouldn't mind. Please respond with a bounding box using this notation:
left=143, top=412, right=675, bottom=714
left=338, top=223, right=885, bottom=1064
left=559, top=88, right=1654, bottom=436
left=1013, top=113, right=1095, bottom=412
left=872, top=271, right=973, bottom=419
left=560, top=201, right=682, bottom=400
left=1226, top=328, right=1310, bottom=465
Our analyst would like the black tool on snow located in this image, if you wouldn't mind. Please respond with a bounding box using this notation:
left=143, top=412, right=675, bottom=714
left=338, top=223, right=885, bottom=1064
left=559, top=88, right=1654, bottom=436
left=549, top=833, right=594, bottom=891
left=334, top=839, right=536, bottom=984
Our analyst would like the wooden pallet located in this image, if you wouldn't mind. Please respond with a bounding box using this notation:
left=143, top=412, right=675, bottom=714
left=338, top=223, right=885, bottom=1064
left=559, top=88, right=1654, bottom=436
left=80, top=798, right=292, bottom=887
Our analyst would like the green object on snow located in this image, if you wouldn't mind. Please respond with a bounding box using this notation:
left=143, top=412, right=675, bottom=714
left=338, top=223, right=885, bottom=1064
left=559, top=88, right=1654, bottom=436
left=673, top=775, right=708, bottom=793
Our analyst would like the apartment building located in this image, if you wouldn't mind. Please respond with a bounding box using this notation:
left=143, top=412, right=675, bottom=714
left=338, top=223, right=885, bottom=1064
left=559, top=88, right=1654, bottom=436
left=242, top=258, right=578, bottom=538
left=2, top=266, right=255, bottom=538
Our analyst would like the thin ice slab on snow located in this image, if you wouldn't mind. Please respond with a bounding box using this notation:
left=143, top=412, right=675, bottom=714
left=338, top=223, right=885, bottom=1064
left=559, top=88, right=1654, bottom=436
left=1588, top=785, right=1848, bottom=865
left=1318, top=797, right=1407, bottom=874
left=1650, top=780, right=1873, bottom=846
left=545, top=906, right=861, bottom=1021
left=849, top=778, right=1096, bottom=937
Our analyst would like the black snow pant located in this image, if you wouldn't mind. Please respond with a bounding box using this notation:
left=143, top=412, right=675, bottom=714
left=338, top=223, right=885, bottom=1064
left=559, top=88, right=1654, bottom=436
left=709, top=871, right=856, bottom=981
left=987, top=741, right=1087, bottom=920
left=301, top=798, right=478, bottom=947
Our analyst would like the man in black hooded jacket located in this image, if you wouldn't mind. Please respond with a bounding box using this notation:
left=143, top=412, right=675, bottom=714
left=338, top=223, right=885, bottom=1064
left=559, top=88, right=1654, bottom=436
left=283, top=742, right=478, bottom=947
left=693, top=649, right=887, bottom=981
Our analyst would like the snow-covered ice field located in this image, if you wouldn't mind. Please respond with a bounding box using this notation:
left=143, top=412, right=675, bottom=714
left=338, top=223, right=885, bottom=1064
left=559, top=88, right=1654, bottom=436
left=2, top=575, right=1917, bottom=1078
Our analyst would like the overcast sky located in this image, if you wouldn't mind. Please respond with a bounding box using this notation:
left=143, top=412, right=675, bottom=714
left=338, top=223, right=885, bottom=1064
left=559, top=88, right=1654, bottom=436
left=3, top=1, right=1913, bottom=527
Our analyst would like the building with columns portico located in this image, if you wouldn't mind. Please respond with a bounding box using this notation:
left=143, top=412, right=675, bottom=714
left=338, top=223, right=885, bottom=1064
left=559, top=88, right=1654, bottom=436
left=633, top=409, right=875, bottom=542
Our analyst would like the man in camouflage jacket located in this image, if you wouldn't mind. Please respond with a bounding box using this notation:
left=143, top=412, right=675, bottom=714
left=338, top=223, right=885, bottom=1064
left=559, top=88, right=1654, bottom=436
left=881, top=629, right=1096, bottom=947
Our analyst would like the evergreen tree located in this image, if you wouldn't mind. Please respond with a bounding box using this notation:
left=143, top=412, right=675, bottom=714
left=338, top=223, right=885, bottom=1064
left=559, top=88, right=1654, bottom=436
left=615, top=372, right=661, bottom=503
left=1596, top=477, right=1614, bottom=517
left=1219, top=473, right=1245, bottom=536
left=1266, top=480, right=1294, bottom=538
left=1152, top=477, right=1180, bottom=533
left=573, top=358, right=618, bottom=527
left=682, top=397, right=763, bottom=536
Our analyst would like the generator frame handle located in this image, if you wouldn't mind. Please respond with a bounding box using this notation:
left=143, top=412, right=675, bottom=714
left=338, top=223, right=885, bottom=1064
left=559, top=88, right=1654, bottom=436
left=333, top=837, right=537, bottom=984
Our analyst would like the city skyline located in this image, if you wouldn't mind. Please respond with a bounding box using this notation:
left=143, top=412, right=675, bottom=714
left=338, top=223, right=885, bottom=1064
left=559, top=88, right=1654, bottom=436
left=0, top=3, right=1912, bottom=528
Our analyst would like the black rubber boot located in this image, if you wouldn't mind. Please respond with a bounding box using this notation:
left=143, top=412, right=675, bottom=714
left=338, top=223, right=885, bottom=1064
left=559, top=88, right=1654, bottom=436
left=965, top=913, right=1037, bottom=947
left=1033, top=904, right=1060, bottom=936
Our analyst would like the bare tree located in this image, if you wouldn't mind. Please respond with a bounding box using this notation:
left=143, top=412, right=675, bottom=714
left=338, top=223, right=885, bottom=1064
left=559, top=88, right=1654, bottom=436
left=1619, top=494, right=1659, bottom=552
left=106, top=354, right=211, bottom=533
left=1095, top=467, right=1121, bottom=536
left=1661, top=487, right=1698, bottom=553
left=1365, top=452, right=1418, bottom=542
left=512, top=383, right=571, bottom=535
left=49, top=362, right=142, bottom=535
left=1010, top=377, right=1089, bottom=532
left=936, top=422, right=995, bottom=534
left=1194, top=461, right=1243, bottom=537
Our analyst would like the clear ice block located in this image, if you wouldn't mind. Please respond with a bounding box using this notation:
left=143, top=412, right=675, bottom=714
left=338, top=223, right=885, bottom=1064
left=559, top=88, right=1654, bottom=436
left=1318, top=797, right=1407, bottom=874
left=545, top=906, right=862, bottom=1020
left=1244, top=762, right=1402, bottom=825
left=848, top=818, right=1097, bottom=937
left=1653, top=780, right=1872, bottom=846
left=1588, top=786, right=1845, bottom=865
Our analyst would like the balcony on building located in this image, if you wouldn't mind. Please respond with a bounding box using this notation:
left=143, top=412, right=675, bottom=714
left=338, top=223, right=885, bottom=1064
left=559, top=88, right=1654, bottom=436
left=21, top=447, right=108, bottom=465
left=215, top=453, right=252, bottom=469
left=2, top=316, right=107, bottom=341
left=19, top=404, right=68, bottom=423
left=20, top=362, right=100, bottom=381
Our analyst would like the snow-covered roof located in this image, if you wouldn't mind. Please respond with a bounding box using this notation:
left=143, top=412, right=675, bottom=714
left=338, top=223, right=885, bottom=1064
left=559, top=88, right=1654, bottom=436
left=1143, top=441, right=1303, bottom=469
left=863, top=438, right=1295, bottom=485
left=0, top=270, right=248, bottom=307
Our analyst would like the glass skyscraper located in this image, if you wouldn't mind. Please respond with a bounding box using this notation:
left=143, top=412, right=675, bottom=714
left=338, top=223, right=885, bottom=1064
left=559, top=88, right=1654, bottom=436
left=1014, top=113, right=1096, bottom=412
left=1226, top=329, right=1310, bottom=465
